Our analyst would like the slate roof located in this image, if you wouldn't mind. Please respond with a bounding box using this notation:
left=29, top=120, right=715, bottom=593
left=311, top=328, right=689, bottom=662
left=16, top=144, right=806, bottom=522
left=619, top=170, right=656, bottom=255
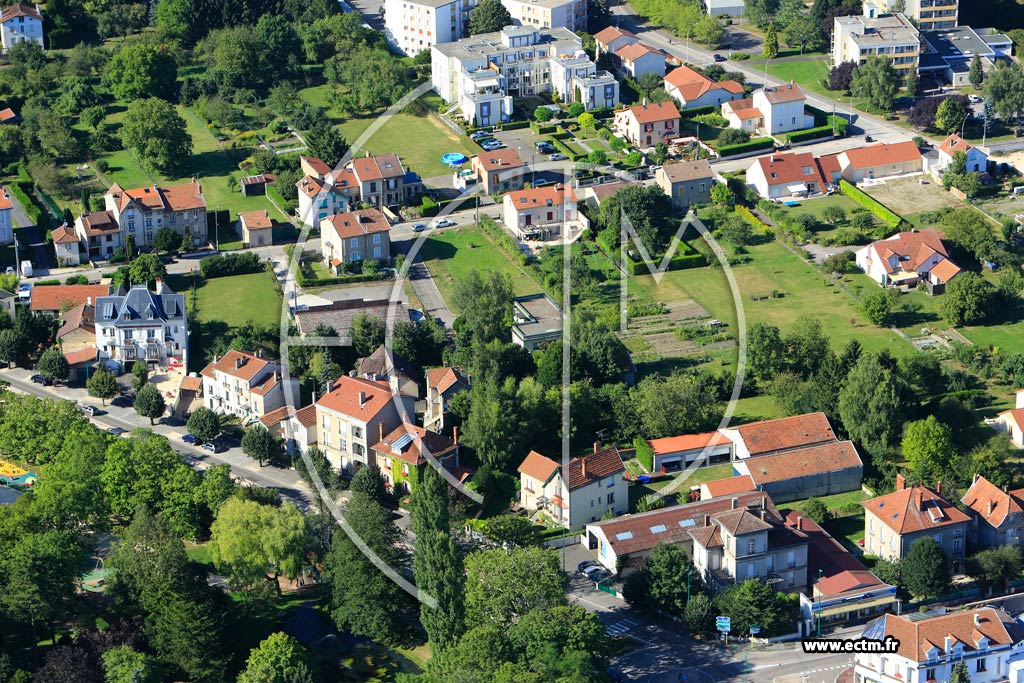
left=357, top=344, right=418, bottom=381
left=94, top=284, right=185, bottom=328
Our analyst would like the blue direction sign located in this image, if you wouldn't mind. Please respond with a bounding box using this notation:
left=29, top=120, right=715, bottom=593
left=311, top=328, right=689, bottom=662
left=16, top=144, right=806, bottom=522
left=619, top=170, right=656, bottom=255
left=716, top=616, right=731, bottom=633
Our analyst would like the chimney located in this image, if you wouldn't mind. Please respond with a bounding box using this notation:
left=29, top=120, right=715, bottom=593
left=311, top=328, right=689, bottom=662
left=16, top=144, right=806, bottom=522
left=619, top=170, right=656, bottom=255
left=975, top=612, right=982, bottom=627
left=896, top=473, right=906, bottom=491
left=936, top=481, right=942, bottom=494
left=87, top=297, right=92, bottom=306
left=379, top=422, right=384, bottom=442
left=797, top=515, right=803, bottom=530
left=974, top=473, right=981, bottom=484
left=945, top=636, right=953, bottom=654
left=593, top=441, right=600, bottom=454
left=916, top=488, right=924, bottom=511
left=731, top=497, right=739, bottom=510
left=760, top=508, right=766, bottom=521
left=581, top=457, right=588, bottom=479
left=703, top=514, right=710, bottom=526
left=155, top=277, right=166, bottom=294
left=235, top=357, right=244, bottom=369
left=358, top=391, right=367, bottom=405
left=453, top=426, right=459, bottom=445
left=990, top=500, right=998, bottom=515
left=256, top=348, right=263, bottom=358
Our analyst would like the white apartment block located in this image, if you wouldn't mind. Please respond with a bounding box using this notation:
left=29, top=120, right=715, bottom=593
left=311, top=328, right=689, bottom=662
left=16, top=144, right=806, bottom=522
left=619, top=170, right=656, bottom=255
left=832, top=11, right=920, bottom=78
left=502, top=0, right=586, bottom=33
left=0, top=3, right=42, bottom=53
left=432, top=26, right=618, bottom=125
left=94, top=282, right=188, bottom=371
left=200, top=349, right=297, bottom=421
left=863, top=0, right=957, bottom=30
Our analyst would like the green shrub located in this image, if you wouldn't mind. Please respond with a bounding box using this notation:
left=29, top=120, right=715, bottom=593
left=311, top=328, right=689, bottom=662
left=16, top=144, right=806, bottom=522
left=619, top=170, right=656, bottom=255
left=786, top=126, right=838, bottom=144
left=729, top=52, right=750, bottom=60
left=8, top=183, right=43, bottom=227
left=736, top=205, right=770, bottom=231
left=680, top=105, right=717, bottom=119
left=839, top=179, right=904, bottom=229
left=200, top=252, right=264, bottom=278
left=716, top=137, right=774, bottom=157
left=634, top=436, right=653, bottom=472
left=266, top=186, right=296, bottom=215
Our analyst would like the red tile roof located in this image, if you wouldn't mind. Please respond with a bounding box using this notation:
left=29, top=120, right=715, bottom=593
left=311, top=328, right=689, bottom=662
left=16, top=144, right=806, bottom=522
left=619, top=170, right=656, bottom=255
left=929, top=258, right=961, bottom=283
left=0, top=108, right=15, bottom=122
left=961, top=475, right=1024, bottom=528
left=732, top=412, right=837, bottom=456
left=51, top=224, right=78, bottom=244
left=783, top=511, right=888, bottom=598
left=0, top=187, right=9, bottom=211
left=615, top=42, right=664, bottom=63
left=200, top=350, right=272, bottom=383
left=1, top=3, right=41, bottom=21
left=316, top=376, right=398, bottom=422
left=518, top=449, right=559, bottom=483
left=760, top=83, right=805, bottom=104
left=349, top=154, right=405, bottom=181
left=725, top=98, right=762, bottom=120
left=594, top=26, right=635, bottom=46
left=371, top=423, right=457, bottom=466
left=63, top=345, right=97, bottom=365
left=702, top=475, right=755, bottom=498
left=426, top=366, right=468, bottom=394
left=623, top=100, right=680, bottom=125
left=506, top=185, right=575, bottom=209
left=841, top=141, right=922, bottom=169
left=30, top=284, right=109, bottom=312
left=743, top=441, right=862, bottom=485
left=300, top=156, right=332, bottom=176
left=870, top=608, right=1022, bottom=663
left=239, top=209, right=273, bottom=230
left=752, top=151, right=828, bottom=190
left=179, top=375, right=202, bottom=392
left=939, top=133, right=975, bottom=156
left=109, top=182, right=205, bottom=213
left=566, top=446, right=624, bottom=491
left=868, top=229, right=951, bottom=274
left=322, top=208, right=390, bottom=239
left=664, top=65, right=743, bottom=102
left=648, top=431, right=730, bottom=455
left=862, top=484, right=970, bottom=535
left=474, top=148, right=525, bottom=170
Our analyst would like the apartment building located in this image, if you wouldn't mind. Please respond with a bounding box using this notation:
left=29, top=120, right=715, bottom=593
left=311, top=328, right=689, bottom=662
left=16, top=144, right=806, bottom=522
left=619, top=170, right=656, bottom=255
left=384, top=0, right=473, bottom=56
left=0, top=3, right=43, bottom=53
left=315, top=375, right=415, bottom=473
left=865, top=0, right=958, bottom=30
left=831, top=12, right=920, bottom=78
left=431, top=26, right=617, bottom=125
left=94, top=282, right=188, bottom=371
left=518, top=445, right=627, bottom=529
left=502, top=0, right=586, bottom=32
left=103, top=181, right=208, bottom=249
left=200, top=350, right=296, bottom=421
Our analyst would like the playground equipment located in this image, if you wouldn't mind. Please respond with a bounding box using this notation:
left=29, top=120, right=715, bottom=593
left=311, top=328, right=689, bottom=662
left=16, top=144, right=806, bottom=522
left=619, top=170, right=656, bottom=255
left=0, top=460, right=37, bottom=490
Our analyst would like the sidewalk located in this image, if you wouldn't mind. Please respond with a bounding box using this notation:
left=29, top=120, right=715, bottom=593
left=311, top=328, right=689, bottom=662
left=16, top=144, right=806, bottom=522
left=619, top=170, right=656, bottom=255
left=1, top=367, right=314, bottom=510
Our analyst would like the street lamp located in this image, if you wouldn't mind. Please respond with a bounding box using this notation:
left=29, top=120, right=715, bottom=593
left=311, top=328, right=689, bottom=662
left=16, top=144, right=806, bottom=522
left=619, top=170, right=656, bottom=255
left=959, top=110, right=972, bottom=139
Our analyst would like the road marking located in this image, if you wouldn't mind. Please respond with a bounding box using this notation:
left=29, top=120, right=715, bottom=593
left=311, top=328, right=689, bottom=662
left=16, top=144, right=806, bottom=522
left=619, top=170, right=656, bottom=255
left=606, top=618, right=640, bottom=635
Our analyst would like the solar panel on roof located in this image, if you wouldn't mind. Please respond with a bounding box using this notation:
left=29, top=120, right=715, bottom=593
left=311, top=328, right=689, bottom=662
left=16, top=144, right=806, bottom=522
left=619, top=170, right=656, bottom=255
left=615, top=531, right=633, bottom=541
left=390, top=433, right=415, bottom=451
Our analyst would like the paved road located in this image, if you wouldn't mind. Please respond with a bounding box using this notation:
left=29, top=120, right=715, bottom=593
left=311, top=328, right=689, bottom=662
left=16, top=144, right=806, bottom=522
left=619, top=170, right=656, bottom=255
left=1, top=368, right=314, bottom=509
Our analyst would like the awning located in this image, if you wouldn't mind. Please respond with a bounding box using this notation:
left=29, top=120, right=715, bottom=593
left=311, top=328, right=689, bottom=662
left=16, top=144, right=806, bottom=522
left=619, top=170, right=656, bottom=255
left=786, top=183, right=808, bottom=194
left=889, top=271, right=918, bottom=283
left=815, top=595, right=898, bottom=618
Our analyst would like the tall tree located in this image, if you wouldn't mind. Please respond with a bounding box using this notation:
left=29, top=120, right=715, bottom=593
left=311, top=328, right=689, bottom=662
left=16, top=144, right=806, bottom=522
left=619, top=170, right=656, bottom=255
left=238, top=632, right=315, bottom=683
left=902, top=415, right=955, bottom=483
left=103, top=43, right=178, bottom=101
left=714, top=578, right=795, bottom=638
left=134, top=384, right=166, bottom=424
left=838, top=353, right=907, bottom=458
left=0, top=531, right=86, bottom=643
left=985, top=62, right=1024, bottom=122
left=940, top=272, right=993, bottom=325
left=902, top=537, right=950, bottom=598
left=87, top=367, right=119, bottom=405
left=762, top=22, right=779, bottom=59
left=969, top=54, right=985, bottom=89
left=37, top=346, right=70, bottom=382
left=904, top=68, right=918, bottom=97
left=121, top=98, right=193, bottom=176
left=464, top=547, right=566, bottom=629
left=469, top=0, right=512, bottom=34
left=935, top=95, right=969, bottom=135
left=350, top=464, right=388, bottom=504
left=451, top=270, right=515, bottom=345
left=412, top=466, right=466, bottom=650
left=101, top=646, right=158, bottom=683
left=186, top=406, right=222, bottom=443
left=851, top=56, right=900, bottom=110
left=242, top=425, right=283, bottom=466
left=351, top=311, right=385, bottom=357
left=210, top=498, right=310, bottom=594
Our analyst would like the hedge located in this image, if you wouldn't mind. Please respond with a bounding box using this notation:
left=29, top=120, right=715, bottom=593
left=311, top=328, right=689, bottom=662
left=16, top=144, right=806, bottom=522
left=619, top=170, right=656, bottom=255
left=736, top=205, right=770, bottom=232
left=266, top=186, right=296, bottom=215
left=545, top=135, right=581, bottom=161
left=839, top=179, right=904, bottom=229
left=479, top=215, right=531, bottom=266
left=530, top=121, right=558, bottom=135
left=8, top=183, right=43, bottom=227
left=200, top=252, right=264, bottom=278
left=715, top=137, right=774, bottom=157
left=680, top=105, right=717, bottom=119
left=625, top=240, right=705, bottom=274
left=499, top=120, right=531, bottom=131
left=294, top=268, right=390, bottom=288
left=786, top=126, right=838, bottom=144
left=634, top=436, right=653, bottom=472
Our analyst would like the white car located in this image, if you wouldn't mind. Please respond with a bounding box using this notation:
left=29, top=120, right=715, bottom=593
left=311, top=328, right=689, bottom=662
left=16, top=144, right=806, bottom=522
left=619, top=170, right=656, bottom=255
left=434, top=219, right=456, bottom=228
left=969, top=95, right=982, bottom=103
left=549, top=153, right=567, bottom=161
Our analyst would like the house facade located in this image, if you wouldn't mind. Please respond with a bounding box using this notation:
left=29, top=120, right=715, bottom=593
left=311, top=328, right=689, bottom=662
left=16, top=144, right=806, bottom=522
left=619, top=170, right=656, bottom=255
left=836, top=141, right=924, bottom=182
left=472, top=148, right=527, bottom=195
left=938, top=133, right=988, bottom=173
left=200, top=349, right=296, bottom=421
left=655, top=160, right=715, bottom=210
left=296, top=159, right=354, bottom=229
left=349, top=153, right=421, bottom=208
left=594, top=26, right=637, bottom=58
left=0, top=3, right=43, bottom=53
left=94, top=282, right=188, bottom=371
left=862, top=477, right=970, bottom=572
left=549, top=52, right=620, bottom=111
left=315, top=376, right=415, bottom=473
left=992, top=407, right=1024, bottom=448
left=502, top=0, right=587, bottom=32
left=502, top=185, right=577, bottom=240
left=613, top=42, right=666, bottom=79
left=723, top=84, right=813, bottom=135
left=961, top=474, right=1024, bottom=548
left=384, top=0, right=473, bottom=57
left=260, top=404, right=317, bottom=457
left=371, top=423, right=460, bottom=494
left=647, top=431, right=733, bottom=473
left=868, top=0, right=958, bottom=30
left=424, top=366, right=469, bottom=433
left=854, top=608, right=1024, bottom=683
left=613, top=101, right=680, bottom=148
left=103, top=181, right=208, bottom=249
left=518, top=445, right=627, bottom=529
left=320, top=208, right=391, bottom=268
left=51, top=225, right=81, bottom=266
left=239, top=209, right=274, bottom=247
left=664, top=65, right=745, bottom=110
left=73, top=210, right=123, bottom=260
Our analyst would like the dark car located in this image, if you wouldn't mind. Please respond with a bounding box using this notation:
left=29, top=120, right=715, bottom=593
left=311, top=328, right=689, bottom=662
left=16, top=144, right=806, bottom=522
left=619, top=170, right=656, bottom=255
left=713, top=53, right=726, bottom=62
left=589, top=569, right=612, bottom=584
left=577, top=560, right=599, bottom=575
left=412, top=223, right=427, bottom=232
left=182, top=433, right=198, bottom=445
left=106, top=427, right=127, bottom=436
left=111, top=396, right=133, bottom=408
left=30, top=374, right=52, bottom=386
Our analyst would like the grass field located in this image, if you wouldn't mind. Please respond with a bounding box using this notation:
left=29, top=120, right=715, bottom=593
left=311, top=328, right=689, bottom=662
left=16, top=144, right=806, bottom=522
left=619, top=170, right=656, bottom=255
left=765, top=59, right=831, bottom=97
left=628, top=241, right=910, bottom=357
left=170, top=271, right=282, bottom=329
left=419, top=226, right=542, bottom=310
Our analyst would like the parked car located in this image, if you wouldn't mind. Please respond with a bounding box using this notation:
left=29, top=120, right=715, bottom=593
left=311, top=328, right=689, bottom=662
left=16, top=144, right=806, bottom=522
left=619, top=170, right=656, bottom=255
left=536, top=141, right=555, bottom=151
left=969, top=94, right=982, bottom=103
left=470, top=130, right=491, bottom=141
left=412, top=223, right=427, bottom=232
left=106, top=427, right=127, bottom=436
left=17, top=283, right=31, bottom=301
left=589, top=568, right=612, bottom=583
left=111, top=395, right=133, bottom=408
left=202, top=442, right=221, bottom=453
left=481, top=141, right=504, bottom=151
left=434, top=219, right=457, bottom=228
left=713, top=53, right=726, bottom=62
left=577, top=560, right=599, bottom=576
left=549, top=153, right=567, bottom=161
left=3, top=266, right=13, bottom=276
left=30, top=374, right=52, bottom=386
left=78, top=404, right=97, bottom=417
left=182, top=433, right=198, bottom=445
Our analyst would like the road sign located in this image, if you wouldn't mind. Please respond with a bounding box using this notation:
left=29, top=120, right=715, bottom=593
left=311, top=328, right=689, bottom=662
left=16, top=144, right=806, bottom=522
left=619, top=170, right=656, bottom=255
left=749, top=625, right=761, bottom=635
left=716, top=616, right=731, bottom=633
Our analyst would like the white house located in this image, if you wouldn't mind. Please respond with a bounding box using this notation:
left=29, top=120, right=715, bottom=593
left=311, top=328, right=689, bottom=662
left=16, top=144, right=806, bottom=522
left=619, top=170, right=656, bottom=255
left=855, top=228, right=961, bottom=289
left=703, top=0, right=744, bottom=15
left=0, top=186, right=13, bottom=244
left=612, top=100, right=680, bottom=147
left=614, top=42, right=666, bottom=79
left=723, top=83, right=813, bottom=135
left=593, top=25, right=637, bottom=58
left=0, top=3, right=43, bottom=53
left=938, top=133, right=988, bottom=173
left=94, top=282, right=188, bottom=372
left=502, top=184, right=578, bottom=240
left=517, top=445, right=627, bottom=529
left=745, top=151, right=835, bottom=200
left=664, top=65, right=744, bottom=110
left=51, top=225, right=81, bottom=266
left=200, top=349, right=297, bottom=421
left=74, top=210, right=123, bottom=261
left=855, top=608, right=1024, bottom=683
left=991, top=390, right=1024, bottom=447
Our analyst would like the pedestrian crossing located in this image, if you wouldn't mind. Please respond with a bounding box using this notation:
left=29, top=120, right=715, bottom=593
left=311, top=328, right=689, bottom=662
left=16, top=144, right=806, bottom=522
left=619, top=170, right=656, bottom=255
left=606, top=618, right=641, bottom=636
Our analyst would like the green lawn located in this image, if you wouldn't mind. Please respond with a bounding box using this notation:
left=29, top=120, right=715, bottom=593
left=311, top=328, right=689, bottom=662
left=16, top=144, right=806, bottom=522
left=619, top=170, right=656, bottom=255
left=186, top=271, right=282, bottom=329
left=789, top=489, right=870, bottom=516
left=628, top=462, right=735, bottom=511
left=765, top=59, right=831, bottom=98
left=779, top=194, right=862, bottom=226
left=628, top=241, right=911, bottom=357
left=419, top=226, right=542, bottom=310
